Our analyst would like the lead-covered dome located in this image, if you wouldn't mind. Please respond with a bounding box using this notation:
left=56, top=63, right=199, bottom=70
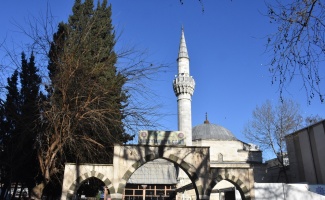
left=192, top=119, right=237, bottom=141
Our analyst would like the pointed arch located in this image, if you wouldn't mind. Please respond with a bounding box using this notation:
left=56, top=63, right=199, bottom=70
left=117, top=152, right=205, bottom=199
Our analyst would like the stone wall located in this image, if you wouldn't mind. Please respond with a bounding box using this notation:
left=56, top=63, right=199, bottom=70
left=193, top=140, right=262, bottom=163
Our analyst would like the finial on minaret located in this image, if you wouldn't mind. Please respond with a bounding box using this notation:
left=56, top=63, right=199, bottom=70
left=204, top=112, right=210, bottom=124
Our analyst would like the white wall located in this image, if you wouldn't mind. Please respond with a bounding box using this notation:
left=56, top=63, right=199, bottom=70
left=254, top=183, right=325, bottom=200
left=194, top=140, right=246, bottom=162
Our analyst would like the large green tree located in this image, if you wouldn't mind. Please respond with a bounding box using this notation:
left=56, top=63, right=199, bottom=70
left=19, top=52, right=43, bottom=196
left=35, top=0, right=134, bottom=197
left=0, top=52, right=42, bottom=199
left=0, top=70, right=20, bottom=200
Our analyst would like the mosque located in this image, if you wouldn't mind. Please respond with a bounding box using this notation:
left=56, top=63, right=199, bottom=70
left=61, top=29, right=269, bottom=200
left=123, top=28, right=263, bottom=200
left=60, top=27, right=325, bottom=200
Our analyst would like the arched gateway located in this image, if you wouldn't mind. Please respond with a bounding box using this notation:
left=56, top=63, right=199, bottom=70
left=61, top=144, right=255, bottom=200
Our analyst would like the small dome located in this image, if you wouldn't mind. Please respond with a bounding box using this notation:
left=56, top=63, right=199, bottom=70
left=192, top=122, right=237, bottom=141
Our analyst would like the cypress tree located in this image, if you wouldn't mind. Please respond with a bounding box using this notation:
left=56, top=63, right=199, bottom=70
left=3, top=70, right=20, bottom=138
left=19, top=52, right=42, bottom=194
left=0, top=52, right=42, bottom=199
left=40, top=1, right=133, bottom=187
left=0, top=70, right=20, bottom=199
left=20, top=52, right=42, bottom=118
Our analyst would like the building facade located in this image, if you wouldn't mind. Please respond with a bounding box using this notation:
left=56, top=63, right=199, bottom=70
left=285, top=120, right=325, bottom=184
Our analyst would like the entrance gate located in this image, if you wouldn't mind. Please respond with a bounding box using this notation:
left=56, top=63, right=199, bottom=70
left=61, top=144, right=255, bottom=200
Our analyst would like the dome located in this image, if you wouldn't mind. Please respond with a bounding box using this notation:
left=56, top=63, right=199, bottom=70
left=192, top=119, right=237, bottom=141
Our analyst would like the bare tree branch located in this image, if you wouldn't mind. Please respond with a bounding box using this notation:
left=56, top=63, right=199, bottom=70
left=266, top=0, right=325, bottom=103
left=244, top=99, right=303, bottom=182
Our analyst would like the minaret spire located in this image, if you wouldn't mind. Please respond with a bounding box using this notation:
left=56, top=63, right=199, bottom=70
left=173, top=27, right=195, bottom=146
left=178, top=27, right=189, bottom=60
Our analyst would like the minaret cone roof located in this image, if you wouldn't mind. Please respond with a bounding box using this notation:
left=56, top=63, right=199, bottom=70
left=178, top=27, right=189, bottom=60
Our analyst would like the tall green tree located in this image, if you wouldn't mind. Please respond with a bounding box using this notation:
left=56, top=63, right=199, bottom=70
left=0, top=70, right=20, bottom=200
left=19, top=52, right=42, bottom=196
left=0, top=52, right=42, bottom=199
left=35, top=0, right=133, bottom=197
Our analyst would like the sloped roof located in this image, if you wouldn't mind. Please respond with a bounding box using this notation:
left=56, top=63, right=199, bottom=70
left=127, top=159, right=177, bottom=184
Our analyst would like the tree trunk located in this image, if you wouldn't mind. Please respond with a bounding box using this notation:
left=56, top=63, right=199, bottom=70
left=277, top=157, right=289, bottom=183
left=31, top=182, right=45, bottom=200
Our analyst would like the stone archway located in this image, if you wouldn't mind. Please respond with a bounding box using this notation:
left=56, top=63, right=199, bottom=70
left=74, top=177, right=106, bottom=199
left=208, top=168, right=255, bottom=200
left=68, top=173, right=114, bottom=199
left=61, top=164, right=114, bottom=200
left=118, top=156, right=199, bottom=199
left=112, top=145, right=211, bottom=200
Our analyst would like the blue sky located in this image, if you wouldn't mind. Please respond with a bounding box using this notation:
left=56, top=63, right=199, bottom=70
left=1, top=1, right=324, bottom=155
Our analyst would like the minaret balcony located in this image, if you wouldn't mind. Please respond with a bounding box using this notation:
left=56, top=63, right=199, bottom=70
left=173, top=76, right=195, bottom=96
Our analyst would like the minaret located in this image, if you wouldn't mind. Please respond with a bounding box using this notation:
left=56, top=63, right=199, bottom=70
left=173, top=28, right=195, bottom=146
